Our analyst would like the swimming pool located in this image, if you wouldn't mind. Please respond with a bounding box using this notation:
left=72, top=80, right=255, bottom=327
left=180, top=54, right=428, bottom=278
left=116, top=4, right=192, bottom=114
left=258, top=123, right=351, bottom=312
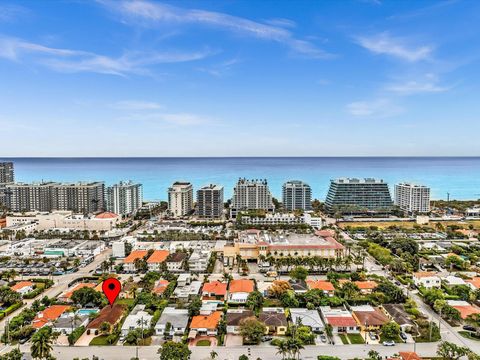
left=76, top=309, right=99, bottom=315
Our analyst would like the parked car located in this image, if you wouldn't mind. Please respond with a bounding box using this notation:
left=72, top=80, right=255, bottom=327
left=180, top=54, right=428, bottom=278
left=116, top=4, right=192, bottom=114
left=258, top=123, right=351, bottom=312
left=400, top=332, right=408, bottom=341
left=369, top=332, right=378, bottom=341
left=320, top=334, right=327, bottom=343
left=463, top=325, right=476, bottom=332
left=262, top=336, right=272, bottom=342
left=383, top=340, right=395, bottom=346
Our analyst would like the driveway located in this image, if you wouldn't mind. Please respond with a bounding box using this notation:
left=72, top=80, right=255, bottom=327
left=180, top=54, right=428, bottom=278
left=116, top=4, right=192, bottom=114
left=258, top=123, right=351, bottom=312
left=225, top=334, right=243, bottom=347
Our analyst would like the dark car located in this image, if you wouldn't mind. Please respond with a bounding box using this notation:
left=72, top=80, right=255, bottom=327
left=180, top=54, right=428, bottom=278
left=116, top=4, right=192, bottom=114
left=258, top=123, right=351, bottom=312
left=463, top=325, right=476, bottom=332
left=400, top=332, right=407, bottom=341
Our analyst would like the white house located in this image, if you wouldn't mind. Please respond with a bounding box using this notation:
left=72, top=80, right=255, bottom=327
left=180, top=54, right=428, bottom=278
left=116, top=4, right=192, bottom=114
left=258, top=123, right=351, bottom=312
left=121, top=305, right=153, bottom=336
left=290, top=308, right=324, bottom=333
left=413, top=271, right=441, bottom=289
left=155, top=307, right=189, bottom=337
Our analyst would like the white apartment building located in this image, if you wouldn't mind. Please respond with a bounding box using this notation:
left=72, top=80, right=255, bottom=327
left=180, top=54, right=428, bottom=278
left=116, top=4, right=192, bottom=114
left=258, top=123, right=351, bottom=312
left=168, top=182, right=193, bottom=217
left=106, top=181, right=143, bottom=216
left=413, top=271, right=441, bottom=289
left=282, top=180, right=312, bottom=211
left=395, top=183, right=430, bottom=214
left=230, top=178, right=274, bottom=218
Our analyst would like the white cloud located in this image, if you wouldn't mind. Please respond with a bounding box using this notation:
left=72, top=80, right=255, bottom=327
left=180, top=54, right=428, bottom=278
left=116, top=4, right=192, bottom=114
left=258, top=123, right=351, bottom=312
left=119, top=112, right=212, bottom=126
left=386, top=74, right=450, bottom=95
left=0, top=4, right=29, bottom=22
left=111, top=100, right=163, bottom=110
left=0, top=35, right=213, bottom=75
left=346, top=98, right=403, bottom=118
left=356, top=32, right=433, bottom=62
left=99, top=0, right=331, bottom=59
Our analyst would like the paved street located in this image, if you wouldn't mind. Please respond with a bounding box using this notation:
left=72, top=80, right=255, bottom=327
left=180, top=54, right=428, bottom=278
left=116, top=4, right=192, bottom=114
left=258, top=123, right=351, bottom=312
left=9, top=342, right=443, bottom=360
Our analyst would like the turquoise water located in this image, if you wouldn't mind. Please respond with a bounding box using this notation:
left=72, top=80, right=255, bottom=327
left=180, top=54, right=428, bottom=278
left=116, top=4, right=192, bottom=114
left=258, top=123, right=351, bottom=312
left=2, top=157, right=480, bottom=201
left=76, top=309, right=99, bottom=315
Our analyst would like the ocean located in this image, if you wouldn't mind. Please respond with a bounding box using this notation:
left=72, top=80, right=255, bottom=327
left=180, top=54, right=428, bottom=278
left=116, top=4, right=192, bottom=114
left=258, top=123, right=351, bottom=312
left=2, top=157, right=480, bottom=202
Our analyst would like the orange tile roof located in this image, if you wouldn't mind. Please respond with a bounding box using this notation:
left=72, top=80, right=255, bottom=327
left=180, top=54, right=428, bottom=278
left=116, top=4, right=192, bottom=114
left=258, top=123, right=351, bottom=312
left=413, top=271, right=438, bottom=278
left=355, top=281, right=378, bottom=290
left=11, top=281, right=34, bottom=292
left=399, top=352, right=422, bottom=360
left=190, top=311, right=222, bottom=329
left=123, top=250, right=148, bottom=263
left=33, top=305, right=70, bottom=329
left=202, top=281, right=227, bottom=296
left=307, top=280, right=335, bottom=291
left=229, top=279, right=254, bottom=293
left=153, top=280, right=170, bottom=295
left=62, top=283, right=95, bottom=299
left=466, top=277, right=480, bottom=290
left=146, top=250, right=169, bottom=263
left=451, top=305, right=480, bottom=319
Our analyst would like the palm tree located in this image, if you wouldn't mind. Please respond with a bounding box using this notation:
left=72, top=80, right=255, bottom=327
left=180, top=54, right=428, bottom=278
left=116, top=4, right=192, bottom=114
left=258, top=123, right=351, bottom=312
left=30, top=330, right=53, bottom=360
left=275, top=340, right=289, bottom=360
left=209, top=350, right=218, bottom=360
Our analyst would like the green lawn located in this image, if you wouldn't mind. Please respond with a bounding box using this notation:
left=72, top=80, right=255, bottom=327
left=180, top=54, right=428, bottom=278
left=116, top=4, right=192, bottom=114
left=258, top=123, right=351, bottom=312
left=459, top=331, right=480, bottom=341
left=196, top=339, right=211, bottom=346
left=89, top=336, right=111, bottom=346
left=116, top=298, right=135, bottom=306
left=347, top=333, right=365, bottom=344
left=338, top=334, right=349, bottom=344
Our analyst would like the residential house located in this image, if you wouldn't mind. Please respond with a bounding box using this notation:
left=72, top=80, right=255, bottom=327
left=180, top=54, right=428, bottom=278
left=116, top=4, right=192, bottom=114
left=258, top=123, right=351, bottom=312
left=202, top=281, right=227, bottom=302
left=447, top=300, right=480, bottom=320
left=87, top=304, right=126, bottom=330
left=354, top=281, right=378, bottom=294
left=189, top=311, right=222, bottom=338
left=200, top=302, right=218, bottom=315
left=59, top=283, right=96, bottom=302
left=121, top=304, right=153, bottom=336
left=32, top=305, right=71, bottom=329
left=188, top=250, right=210, bottom=272
left=10, top=281, right=34, bottom=295
left=155, top=307, right=189, bottom=338
left=289, top=279, right=308, bottom=294
left=257, top=281, right=273, bottom=297
left=226, top=309, right=254, bottom=334
left=166, top=252, right=187, bottom=272
left=443, top=275, right=467, bottom=287
left=290, top=308, right=324, bottom=333
left=466, top=277, right=480, bottom=291
left=320, top=306, right=359, bottom=334
left=381, top=304, right=414, bottom=332
left=228, top=279, right=254, bottom=303
left=52, top=313, right=89, bottom=334
left=260, top=308, right=287, bottom=335
left=412, top=272, right=441, bottom=289
left=398, top=352, right=422, bottom=360
left=153, top=280, right=170, bottom=295
left=123, top=250, right=148, bottom=272
left=146, top=250, right=169, bottom=271
left=177, top=273, right=192, bottom=287
left=306, top=280, right=335, bottom=297
left=351, top=305, right=389, bottom=332
left=172, top=280, right=202, bottom=302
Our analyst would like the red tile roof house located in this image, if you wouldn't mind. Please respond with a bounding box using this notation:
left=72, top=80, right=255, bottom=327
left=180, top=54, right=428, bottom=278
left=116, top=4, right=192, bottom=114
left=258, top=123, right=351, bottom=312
left=87, top=304, right=126, bottom=331
left=307, top=280, right=335, bottom=297
left=447, top=300, right=480, bottom=320
left=152, top=280, right=170, bottom=295
left=188, top=311, right=222, bottom=338
left=32, top=305, right=71, bottom=329
left=146, top=250, right=170, bottom=271
left=320, top=306, right=360, bottom=334
left=202, top=281, right=227, bottom=302
left=10, top=281, right=34, bottom=296
left=123, top=250, right=148, bottom=272
left=228, top=279, right=255, bottom=303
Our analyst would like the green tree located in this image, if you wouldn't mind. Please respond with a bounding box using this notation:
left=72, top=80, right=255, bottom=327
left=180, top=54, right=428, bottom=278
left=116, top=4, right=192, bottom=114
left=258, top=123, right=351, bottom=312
left=158, top=341, right=191, bottom=360
left=0, top=348, right=22, bottom=360
left=239, top=317, right=267, bottom=345
left=289, top=266, right=308, bottom=281
left=381, top=321, right=400, bottom=340
left=437, top=341, right=469, bottom=360
left=124, top=329, right=141, bottom=345
left=239, top=356, right=249, bottom=360
left=367, top=350, right=381, bottom=360
left=209, top=350, right=218, bottom=360
left=71, top=287, right=103, bottom=307
left=30, top=327, right=53, bottom=360
left=99, top=321, right=111, bottom=335
left=188, top=296, right=202, bottom=317
left=246, top=291, right=264, bottom=313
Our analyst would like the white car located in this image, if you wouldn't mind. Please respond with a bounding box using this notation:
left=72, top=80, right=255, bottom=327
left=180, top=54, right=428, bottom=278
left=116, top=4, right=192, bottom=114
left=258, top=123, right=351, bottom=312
left=383, top=340, right=395, bottom=346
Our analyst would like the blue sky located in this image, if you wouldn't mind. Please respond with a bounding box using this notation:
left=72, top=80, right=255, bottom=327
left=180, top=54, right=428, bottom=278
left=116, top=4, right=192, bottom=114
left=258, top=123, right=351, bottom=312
left=1, top=0, right=480, bottom=156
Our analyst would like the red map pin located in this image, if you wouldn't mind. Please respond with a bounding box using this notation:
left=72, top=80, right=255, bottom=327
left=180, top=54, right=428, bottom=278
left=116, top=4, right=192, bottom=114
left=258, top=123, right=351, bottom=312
left=102, top=278, right=121, bottom=307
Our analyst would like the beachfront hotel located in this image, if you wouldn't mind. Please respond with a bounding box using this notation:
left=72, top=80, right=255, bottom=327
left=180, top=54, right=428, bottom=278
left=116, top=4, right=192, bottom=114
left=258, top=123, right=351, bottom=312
left=106, top=180, right=143, bottom=216
left=325, top=178, right=393, bottom=214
